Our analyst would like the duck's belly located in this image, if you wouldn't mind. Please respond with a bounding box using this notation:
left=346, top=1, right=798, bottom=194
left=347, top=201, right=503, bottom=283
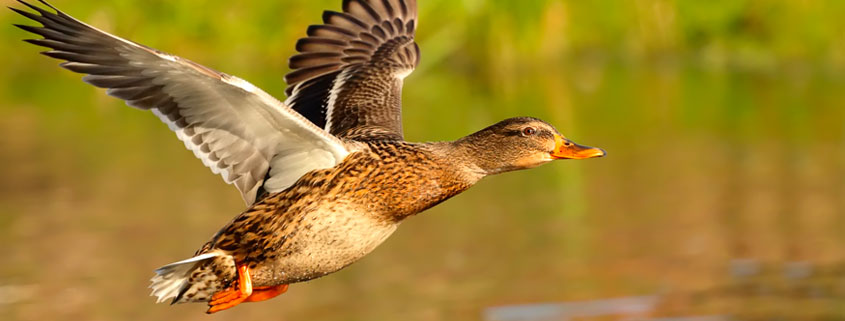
left=250, top=204, right=398, bottom=286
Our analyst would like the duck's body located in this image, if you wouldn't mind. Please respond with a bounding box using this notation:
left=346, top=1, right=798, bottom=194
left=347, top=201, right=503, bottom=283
left=13, top=0, right=605, bottom=314
left=166, top=139, right=484, bottom=305
left=189, top=140, right=474, bottom=292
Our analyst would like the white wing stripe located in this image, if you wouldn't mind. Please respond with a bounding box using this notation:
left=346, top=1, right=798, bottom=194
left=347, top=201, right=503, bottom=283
left=324, top=68, right=354, bottom=133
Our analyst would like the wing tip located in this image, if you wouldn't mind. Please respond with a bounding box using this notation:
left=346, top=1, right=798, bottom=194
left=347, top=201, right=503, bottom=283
left=12, top=0, right=59, bottom=18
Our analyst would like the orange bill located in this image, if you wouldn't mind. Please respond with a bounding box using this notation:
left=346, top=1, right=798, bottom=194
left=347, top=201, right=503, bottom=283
left=551, top=134, right=606, bottom=160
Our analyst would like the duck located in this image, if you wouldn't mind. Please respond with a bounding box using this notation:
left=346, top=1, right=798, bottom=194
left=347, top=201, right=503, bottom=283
left=12, top=0, right=606, bottom=314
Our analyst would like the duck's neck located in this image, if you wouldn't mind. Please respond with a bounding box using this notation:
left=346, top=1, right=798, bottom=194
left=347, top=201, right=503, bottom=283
left=428, top=137, right=505, bottom=184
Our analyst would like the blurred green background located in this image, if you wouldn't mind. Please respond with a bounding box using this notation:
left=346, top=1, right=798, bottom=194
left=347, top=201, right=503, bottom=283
left=1, top=0, right=844, bottom=320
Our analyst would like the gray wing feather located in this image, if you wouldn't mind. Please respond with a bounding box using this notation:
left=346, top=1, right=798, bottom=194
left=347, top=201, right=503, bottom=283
left=12, top=0, right=350, bottom=205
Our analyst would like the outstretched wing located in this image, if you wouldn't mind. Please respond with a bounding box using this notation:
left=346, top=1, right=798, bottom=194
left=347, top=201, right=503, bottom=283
left=12, top=0, right=351, bottom=205
left=284, top=0, right=420, bottom=141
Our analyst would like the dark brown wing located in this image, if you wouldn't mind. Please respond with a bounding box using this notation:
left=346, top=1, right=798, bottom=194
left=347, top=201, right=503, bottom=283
left=11, top=0, right=350, bottom=205
left=284, top=0, right=420, bottom=141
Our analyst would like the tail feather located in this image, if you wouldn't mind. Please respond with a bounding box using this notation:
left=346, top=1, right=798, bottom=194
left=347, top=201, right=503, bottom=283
left=150, top=252, right=225, bottom=304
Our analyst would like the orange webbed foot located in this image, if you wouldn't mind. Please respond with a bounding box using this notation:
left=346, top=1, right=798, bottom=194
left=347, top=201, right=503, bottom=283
left=245, top=284, right=289, bottom=303
left=206, top=264, right=253, bottom=314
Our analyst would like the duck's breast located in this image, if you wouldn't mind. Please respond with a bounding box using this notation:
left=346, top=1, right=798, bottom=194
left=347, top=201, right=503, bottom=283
left=250, top=200, right=398, bottom=286
left=249, top=143, right=467, bottom=286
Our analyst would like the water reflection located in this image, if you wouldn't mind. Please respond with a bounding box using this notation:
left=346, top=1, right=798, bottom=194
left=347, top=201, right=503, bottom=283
left=486, top=260, right=845, bottom=320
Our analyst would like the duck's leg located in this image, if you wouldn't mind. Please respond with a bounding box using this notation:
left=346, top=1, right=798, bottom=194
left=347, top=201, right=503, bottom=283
left=206, top=263, right=253, bottom=314
left=244, top=284, right=289, bottom=302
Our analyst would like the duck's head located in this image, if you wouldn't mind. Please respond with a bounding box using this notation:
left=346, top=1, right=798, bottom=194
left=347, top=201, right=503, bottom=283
left=454, top=117, right=605, bottom=175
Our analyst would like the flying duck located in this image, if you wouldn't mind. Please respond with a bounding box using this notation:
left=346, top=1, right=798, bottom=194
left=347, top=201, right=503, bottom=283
left=11, top=0, right=606, bottom=314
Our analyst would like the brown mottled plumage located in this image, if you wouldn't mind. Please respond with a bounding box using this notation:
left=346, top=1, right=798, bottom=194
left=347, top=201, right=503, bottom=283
left=12, top=0, right=605, bottom=314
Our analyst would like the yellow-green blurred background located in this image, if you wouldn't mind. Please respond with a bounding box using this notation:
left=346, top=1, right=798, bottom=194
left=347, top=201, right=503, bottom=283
left=1, top=0, right=844, bottom=320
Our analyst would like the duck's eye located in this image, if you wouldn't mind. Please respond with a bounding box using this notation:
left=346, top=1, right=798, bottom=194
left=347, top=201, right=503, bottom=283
left=521, top=127, right=536, bottom=136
